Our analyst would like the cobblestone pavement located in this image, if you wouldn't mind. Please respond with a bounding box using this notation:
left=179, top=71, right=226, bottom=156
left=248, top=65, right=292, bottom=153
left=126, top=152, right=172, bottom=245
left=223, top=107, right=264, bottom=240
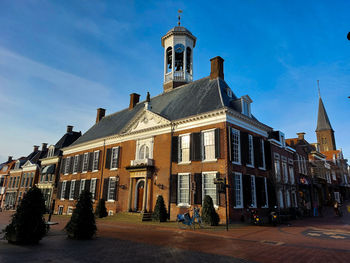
left=0, top=204, right=349, bottom=263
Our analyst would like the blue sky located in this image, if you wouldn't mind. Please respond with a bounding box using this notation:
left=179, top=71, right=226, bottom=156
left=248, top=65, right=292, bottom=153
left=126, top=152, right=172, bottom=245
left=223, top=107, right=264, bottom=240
left=0, top=0, right=349, bottom=162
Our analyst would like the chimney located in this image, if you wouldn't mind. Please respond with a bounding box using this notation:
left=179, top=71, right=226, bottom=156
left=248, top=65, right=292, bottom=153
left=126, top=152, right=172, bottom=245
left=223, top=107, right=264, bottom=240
left=210, top=56, right=224, bottom=80
left=297, top=132, right=305, bottom=140
left=8, top=156, right=12, bottom=162
left=96, top=108, right=106, bottom=123
left=129, top=93, right=140, bottom=110
left=42, top=143, right=48, bottom=151
left=33, top=145, right=39, bottom=152
left=66, top=125, right=73, bottom=133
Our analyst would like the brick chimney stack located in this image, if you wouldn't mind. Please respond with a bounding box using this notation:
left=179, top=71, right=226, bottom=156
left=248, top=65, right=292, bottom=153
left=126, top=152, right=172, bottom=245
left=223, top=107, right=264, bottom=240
left=297, top=132, right=305, bottom=140
left=96, top=108, right=106, bottom=123
left=8, top=156, right=12, bottom=162
left=67, top=125, right=73, bottom=133
left=42, top=143, right=48, bottom=151
left=33, top=145, right=39, bottom=152
left=129, top=93, right=140, bottom=110
left=210, top=56, right=224, bottom=80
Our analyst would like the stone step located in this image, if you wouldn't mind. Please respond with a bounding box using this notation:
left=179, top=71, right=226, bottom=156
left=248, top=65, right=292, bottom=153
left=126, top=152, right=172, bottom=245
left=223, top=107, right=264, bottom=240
left=142, top=212, right=153, bottom=221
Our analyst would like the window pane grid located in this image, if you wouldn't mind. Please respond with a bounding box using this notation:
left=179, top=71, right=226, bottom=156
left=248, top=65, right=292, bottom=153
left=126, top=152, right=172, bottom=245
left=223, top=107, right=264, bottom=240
left=203, top=131, right=215, bottom=160
left=178, top=174, right=189, bottom=204
left=180, top=135, right=190, bottom=162
left=203, top=173, right=216, bottom=205
left=231, top=129, right=240, bottom=163
left=111, top=148, right=119, bottom=169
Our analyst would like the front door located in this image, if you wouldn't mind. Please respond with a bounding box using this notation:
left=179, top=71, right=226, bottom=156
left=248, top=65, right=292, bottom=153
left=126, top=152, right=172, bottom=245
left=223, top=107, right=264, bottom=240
left=137, top=181, right=144, bottom=211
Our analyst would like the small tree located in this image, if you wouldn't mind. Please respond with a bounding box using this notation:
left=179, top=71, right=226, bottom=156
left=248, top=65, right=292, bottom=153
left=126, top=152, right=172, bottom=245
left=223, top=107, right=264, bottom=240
left=202, top=195, right=219, bottom=226
left=95, top=199, right=108, bottom=218
left=152, top=195, right=167, bottom=222
left=65, top=190, right=96, bottom=239
left=4, top=186, right=46, bottom=244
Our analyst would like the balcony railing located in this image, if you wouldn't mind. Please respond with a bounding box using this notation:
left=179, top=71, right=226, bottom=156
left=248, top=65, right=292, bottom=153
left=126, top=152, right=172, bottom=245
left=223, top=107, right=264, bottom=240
left=130, top=158, right=154, bottom=167
left=164, top=71, right=192, bottom=83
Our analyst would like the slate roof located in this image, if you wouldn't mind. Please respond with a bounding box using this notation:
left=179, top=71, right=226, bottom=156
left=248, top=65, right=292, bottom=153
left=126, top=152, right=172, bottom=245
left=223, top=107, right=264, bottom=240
left=70, top=77, right=267, bottom=147
left=316, top=97, right=333, bottom=132
left=53, top=131, right=81, bottom=156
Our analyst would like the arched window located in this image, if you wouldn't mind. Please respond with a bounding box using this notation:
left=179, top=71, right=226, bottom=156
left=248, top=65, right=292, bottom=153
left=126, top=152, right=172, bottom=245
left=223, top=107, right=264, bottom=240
left=166, top=47, right=172, bottom=73
left=139, top=145, right=150, bottom=159
left=174, top=44, right=184, bottom=71
left=186, top=47, right=191, bottom=73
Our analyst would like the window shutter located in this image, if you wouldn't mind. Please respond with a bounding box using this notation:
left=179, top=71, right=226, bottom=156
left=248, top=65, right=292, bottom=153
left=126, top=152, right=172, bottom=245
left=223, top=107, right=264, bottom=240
left=215, top=128, right=221, bottom=159
left=94, top=179, right=99, bottom=200
left=189, top=134, right=194, bottom=161
left=65, top=181, right=71, bottom=200
left=77, top=155, right=83, bottom=173
left=97, top=151, right=101, bottom=170
left=216, top=173, right=222, bottom=206
left=227, top=127, right=232, bottom=162
left=103, top=178, right=109, bottom=201
left=105, top=148, right=111, bottom=169
left=264, top=141, right=271, bottom=170
left=74, top=180, right=80, bottom=200
left=253, top=137, right=261, bottom=168
left=85, top=180, right=91, bottom=193
left=191, top=133, right=202, bottom=161
left=194, top=173, right=202, bottom=205
left=115, top=179, right=119, bottom=201
left=170, top=174, right=178, bottom=203
left=256, top=177, right=264, bottom=208
left=57, top=182, right=62, bottom=199
left=60, top=158, right=66, bottom=174
left=243, top=175, right=251, bottom=208
left=230, top=174, right=236, bottom=207
left=88, top=153, right=93, bottom=171
left=240, top=132, right=249, bottom=165
left=267, top=178, right=276, bottom=208
left=69, top=157, right=74, bottom=174
left=171, top=136, right=178, bottom=163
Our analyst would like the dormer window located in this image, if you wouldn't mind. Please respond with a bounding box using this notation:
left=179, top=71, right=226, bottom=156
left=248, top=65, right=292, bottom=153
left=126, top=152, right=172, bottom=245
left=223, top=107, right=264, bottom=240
left=226, top=88, right=233, bottom=98
left=47, top=146, right=55, bottom=158
left=14, top=161, right=20, bottom=170
left=241, top=95, right=252, bottom=117
left=280, top=133, right=285, bottom=147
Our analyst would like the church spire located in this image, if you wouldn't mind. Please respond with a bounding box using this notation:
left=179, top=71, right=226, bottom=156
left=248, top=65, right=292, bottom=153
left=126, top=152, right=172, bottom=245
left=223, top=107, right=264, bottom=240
left=315, top=81, right=336, bottom=151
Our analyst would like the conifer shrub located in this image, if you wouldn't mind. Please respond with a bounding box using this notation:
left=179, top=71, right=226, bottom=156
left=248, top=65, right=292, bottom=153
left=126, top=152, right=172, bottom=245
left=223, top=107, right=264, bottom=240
left=201, top=195, right=220, bottom=226
left=65, top=190, right=96, bottom=239
left=4, top=186, right=46, bottom=244
left=95, top=198, right=108, bottom=218
left=152, top=195, right=167, bottom=222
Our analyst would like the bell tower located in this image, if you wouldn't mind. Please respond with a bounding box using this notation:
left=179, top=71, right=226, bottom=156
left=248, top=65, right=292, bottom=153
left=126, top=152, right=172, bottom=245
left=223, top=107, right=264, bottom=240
left=161, top=14, right=196, bottom=92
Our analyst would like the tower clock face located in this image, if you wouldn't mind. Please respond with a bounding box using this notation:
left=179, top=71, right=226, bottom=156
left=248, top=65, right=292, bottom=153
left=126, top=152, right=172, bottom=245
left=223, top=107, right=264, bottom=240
left=174, top=43, right=185, bottom=53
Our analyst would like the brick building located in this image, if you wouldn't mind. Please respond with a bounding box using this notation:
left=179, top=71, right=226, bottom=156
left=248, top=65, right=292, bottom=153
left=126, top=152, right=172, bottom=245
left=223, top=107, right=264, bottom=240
left=55, top=25, right=273, bottom=222
left=0, top=157, right=16, bottom=209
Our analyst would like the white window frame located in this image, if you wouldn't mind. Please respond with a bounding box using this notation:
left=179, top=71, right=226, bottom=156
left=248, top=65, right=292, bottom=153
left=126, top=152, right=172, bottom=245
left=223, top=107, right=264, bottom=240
left=14, top=161, right=20, bottom=170
left=107, top=177, right=117, bottom=201
left=259, top=139, right=266, bottom=170
left=202, top=130, right=216, bottom=162
left=82, top=153, right=89, bottom=173
left=79, top=179, right=86, bottom=195
left=64, top=157, right=71, bottom=175
left=234, top=172, right=243, bottom=208
left=262, top=177, right=269, bottom=208
left=202, top=172, right=218, bottom=206
left=331, top=171, right=336, bottom=181
left=67, top=206, right=73, bottom=215
left=282, top=161, right=288, bottom=183
left=92, top=151, right=99, bottom=172
left=278, top=189, right=284, bottom=208
left=247, top=135, right=254, bottom=167
left=110, top=147, right=119, bottom=169
left=274, top=159, right=281, bottom=182
left=177, top=173, right=190, bottom=206
left=231, top=128, right=241, bottom=165
left=286, top=190, right=291, bottom=208
left=250, top=175, right=257, bottom=208
left=73, top=155, right=79, bottom=174
left=61, top=181, right=67, bottom=200
left=292, top=191, right=298, bottom=208
left=69, top=180, right=76, bottom=200
left=135, top=138, right=154, bottom=161
left=289, top=166, right=295, bottom=185
left=47, top=146, right=55, bottom=158
left=58, top=206, right=64, bottom=215
left=90, top=178, right=97, bottom=199
left=179, top=134, right=190, bottom=164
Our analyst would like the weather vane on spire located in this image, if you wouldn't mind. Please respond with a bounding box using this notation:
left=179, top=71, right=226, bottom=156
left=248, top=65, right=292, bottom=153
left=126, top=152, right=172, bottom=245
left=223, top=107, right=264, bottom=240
left=317, top=80, right=321, bottom=98
left=178, top=9, right=183, bottom=26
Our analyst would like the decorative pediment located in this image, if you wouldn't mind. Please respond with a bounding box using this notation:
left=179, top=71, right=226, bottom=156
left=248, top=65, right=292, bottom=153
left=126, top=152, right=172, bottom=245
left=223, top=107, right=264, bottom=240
left=23, top=160, right=34, bottom=167
left=122, top=110, right=170, bottom=134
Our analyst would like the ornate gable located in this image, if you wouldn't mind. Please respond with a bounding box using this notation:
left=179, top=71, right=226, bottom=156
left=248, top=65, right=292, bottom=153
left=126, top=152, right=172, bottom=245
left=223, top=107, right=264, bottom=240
left=122, top=109, right=170, bottom=134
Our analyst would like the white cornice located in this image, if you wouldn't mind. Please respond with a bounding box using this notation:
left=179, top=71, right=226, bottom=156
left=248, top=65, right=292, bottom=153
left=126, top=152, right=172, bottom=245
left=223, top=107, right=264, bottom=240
left=41, top=157, right=60, bottom=165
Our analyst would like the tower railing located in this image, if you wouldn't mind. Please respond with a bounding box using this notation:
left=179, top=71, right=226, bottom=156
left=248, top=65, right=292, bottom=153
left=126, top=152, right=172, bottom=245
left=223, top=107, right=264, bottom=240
left=164, top=71, right=192, bottom=83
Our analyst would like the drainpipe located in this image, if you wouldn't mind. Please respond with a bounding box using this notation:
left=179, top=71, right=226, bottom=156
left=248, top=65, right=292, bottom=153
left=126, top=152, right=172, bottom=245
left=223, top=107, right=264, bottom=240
left=168, top=122, right=174, bottom=219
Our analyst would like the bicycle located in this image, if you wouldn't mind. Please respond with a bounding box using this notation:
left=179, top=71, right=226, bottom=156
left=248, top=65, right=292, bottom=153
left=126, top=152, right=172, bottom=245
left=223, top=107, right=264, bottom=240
left=177, top=207, right=203, bottom=229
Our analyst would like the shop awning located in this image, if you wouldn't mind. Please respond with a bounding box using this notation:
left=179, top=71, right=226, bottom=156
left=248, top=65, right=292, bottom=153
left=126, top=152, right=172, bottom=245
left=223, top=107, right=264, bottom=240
left=41, top=164, right=55, bottom=175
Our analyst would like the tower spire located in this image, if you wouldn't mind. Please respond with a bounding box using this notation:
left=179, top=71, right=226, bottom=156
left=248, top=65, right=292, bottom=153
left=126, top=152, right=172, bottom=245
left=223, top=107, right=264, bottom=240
left=178, top=10, right=182, bottom=26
